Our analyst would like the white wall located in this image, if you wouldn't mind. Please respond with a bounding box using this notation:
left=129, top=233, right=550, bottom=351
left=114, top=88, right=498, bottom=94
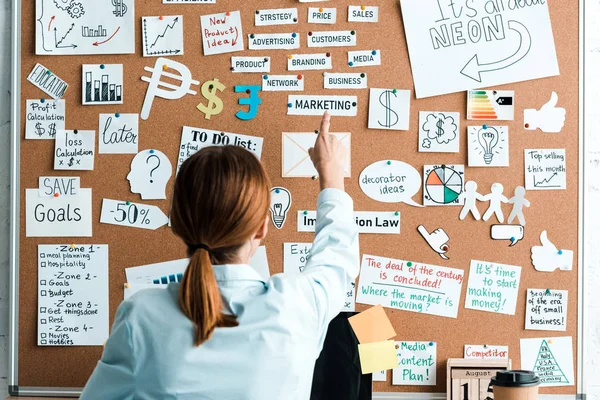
left=0, top=0, right=597, bottom=398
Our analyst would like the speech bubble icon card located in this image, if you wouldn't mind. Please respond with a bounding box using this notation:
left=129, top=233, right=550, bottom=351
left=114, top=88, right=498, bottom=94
left=368, top=88, right=410, bottom=131
left=468, top=126, right=509, bottom=167
left=467, top=90, right=514, bottom=121
left=423, top=165, right=464, bottom=206
left=142, top=16, right=184, bottom=57
left=418, top=112, right=460, bottom=153
left=359, top=160, right=422, bottom=207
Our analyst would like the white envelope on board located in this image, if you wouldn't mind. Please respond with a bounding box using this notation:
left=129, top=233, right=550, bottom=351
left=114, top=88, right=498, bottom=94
left=282, top=132, right=351, bottom=178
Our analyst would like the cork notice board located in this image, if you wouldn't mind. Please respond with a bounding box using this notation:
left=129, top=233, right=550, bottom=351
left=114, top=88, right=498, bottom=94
left=13, top=0, right=581, bottom=395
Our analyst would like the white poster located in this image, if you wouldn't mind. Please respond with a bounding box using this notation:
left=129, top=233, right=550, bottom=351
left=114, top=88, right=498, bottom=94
left=35, top=0, right=135, bottom=55
left=177, top=126, right=264, bottom=173
left=283, top=242, right=355, bottom=311
left=356, top=254, right=464, bottom=318
left=297, top=211, right=400, bottom=234
left=38, top=244, right=109, bottom=346
left=400, top=0, right=559, bottom=98
left=392, top=341, right=437, bottom=385
left=25, top=99, right=65, bottom=139
left=525, top=149, right=567, bottom=190
left=98, top=113, right=138, bottom=154
left=26, top=188, right=92, bottom=237
left=520, top=337, right=574, bottom=387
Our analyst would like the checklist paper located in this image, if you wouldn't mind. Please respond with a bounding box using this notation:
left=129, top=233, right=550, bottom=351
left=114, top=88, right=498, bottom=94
left=38, top=245, right=109, bottom=346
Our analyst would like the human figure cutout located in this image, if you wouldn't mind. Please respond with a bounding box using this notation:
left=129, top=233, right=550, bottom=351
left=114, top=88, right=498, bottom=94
left=459, top=181, right=485, bottom=220
left=507, top=186, right=530, bottom=226
left=127, top=149, right=173, bottom=200
left=482, top=183, right=508, bottom=223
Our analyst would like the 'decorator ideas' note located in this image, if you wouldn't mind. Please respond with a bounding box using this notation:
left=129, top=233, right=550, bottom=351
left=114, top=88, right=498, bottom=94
left=38, top=245, right=109, bottom=346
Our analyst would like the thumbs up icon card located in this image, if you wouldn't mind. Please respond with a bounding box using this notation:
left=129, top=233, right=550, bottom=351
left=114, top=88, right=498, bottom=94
left=524, top=92, right=566, bottom=133
left=531, top=231, right=573, bottom=272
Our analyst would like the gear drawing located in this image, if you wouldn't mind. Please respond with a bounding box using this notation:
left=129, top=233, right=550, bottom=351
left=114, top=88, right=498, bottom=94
left=67, top=2, right=85, bottom=18
left=53, top=0, right=72, bottom=11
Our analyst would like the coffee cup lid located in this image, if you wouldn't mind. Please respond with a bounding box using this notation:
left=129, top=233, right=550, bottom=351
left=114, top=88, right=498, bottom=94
left=491, top=370, right=540, bottom=387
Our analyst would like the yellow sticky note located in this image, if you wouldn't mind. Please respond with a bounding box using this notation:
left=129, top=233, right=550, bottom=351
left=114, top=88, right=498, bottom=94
left=349, top=304, right=396, bottom=344
left=358, top=340, right=398, bottom=374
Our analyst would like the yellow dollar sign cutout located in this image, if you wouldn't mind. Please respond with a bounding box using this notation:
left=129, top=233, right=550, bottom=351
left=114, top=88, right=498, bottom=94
left=197, top=78, right=225, bottom=120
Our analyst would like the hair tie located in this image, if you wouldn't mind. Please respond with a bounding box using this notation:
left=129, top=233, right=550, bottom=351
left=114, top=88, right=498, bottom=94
left=192, top=243, right=211, bottom=253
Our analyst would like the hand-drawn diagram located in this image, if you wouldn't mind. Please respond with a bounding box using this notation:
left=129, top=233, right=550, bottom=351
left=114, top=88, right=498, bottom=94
left=524, top=149, right=567, bottom=191
left=468, top=126, right=509, bottom=167
left=368, top=89, right=410, bottom=131
left=270, top=187, right=292, bottom=229
left=142, top=16, right=184, bottom=57
left=36, top=0, right=135, bottom=55
left=467, top=90, right=515, bottom=120
left=417, top=225, right=450, bottom=260
left=82, top=64, right=123, bottom=105
left=423, top=165, right=464, bottom=206
left=418, top=112, right=460, bottom=153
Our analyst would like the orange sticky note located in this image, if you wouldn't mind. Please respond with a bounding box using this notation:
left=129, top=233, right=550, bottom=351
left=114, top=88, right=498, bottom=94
left=349, top=304, right=396, bottom=344
left=358, top=340, right=398, bottom=374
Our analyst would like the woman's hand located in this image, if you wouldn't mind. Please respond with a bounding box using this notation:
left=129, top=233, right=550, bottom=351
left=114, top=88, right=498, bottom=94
left=308, top=112, right=347, bottom=191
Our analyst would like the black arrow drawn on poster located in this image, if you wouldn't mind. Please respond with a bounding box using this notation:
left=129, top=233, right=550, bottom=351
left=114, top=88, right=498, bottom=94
left=460, top=20, right=532, bottom=83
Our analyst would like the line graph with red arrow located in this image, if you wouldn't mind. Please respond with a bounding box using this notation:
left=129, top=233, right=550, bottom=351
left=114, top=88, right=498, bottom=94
left=94, top=26, right=121, bottom=46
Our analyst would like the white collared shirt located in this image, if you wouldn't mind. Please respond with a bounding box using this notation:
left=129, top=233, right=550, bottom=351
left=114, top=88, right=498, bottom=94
left=81, top=189, right=360, bottom=400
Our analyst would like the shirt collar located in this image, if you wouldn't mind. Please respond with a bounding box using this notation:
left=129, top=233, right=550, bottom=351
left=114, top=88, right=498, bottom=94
left=212, top=264, right=265, bottom=283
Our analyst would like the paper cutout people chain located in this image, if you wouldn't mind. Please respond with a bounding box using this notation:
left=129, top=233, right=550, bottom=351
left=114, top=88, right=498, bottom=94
left=507, top=186, right=530, bottom=225
left=482, top=183, right=508, bottom=223
left=127, top=149, right=173, bottom=200
left=524, top=92, right=566, bottom=133
left=417, top=225, right=450, bottom=260
left=459, top=181, right=484, bottom=220
left=531, top=231, right=574, bottom=272
left=460, top=182, right=530, bottom=226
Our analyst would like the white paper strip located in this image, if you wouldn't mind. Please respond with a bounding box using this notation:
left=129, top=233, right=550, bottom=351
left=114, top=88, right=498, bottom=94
left=27, top=64, right=69, bottom=99
left=298, top=211, right=400, bottom=234
left=231, top=56, right=271, bottom=73
left=26, top=188, right=92, bottom=237
left=348, top=6, right=379, bottom=22
left=348, top=50, right=381, bottom=67
left=248, top=33, right=300, bottom=50
left=307, top=7, right=337, bottom=24
left=307, top=30, right=356, bottom=47
left=287, top=95, right=357, bottom=116
left=38, top=177, right=80, bottom=197
left=255, top=8, right=298, bottom=26
left=100, top=199, right=169, bottom=230
left=288, top=53, right=332, bottom=71
left=262, top=75, right=305, bottom=92
left=323, top=72, right=367, bottom=89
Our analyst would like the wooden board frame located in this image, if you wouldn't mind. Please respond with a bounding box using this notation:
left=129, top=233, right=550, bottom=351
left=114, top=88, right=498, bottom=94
left=8, top=0, right=586, bottom=397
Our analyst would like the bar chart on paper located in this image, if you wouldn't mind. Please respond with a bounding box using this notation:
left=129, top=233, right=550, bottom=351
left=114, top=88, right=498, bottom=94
left=82, top=64, right=124, bottom=105
left=82, top=25, right=108, bottom=38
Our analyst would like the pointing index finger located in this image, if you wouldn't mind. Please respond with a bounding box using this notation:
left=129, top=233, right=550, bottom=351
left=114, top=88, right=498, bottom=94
left=318, top=111, right=331, bottom=140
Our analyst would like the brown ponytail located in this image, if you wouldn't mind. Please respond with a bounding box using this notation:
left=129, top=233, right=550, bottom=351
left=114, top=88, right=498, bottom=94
left=170, top=146, right=271, bottom=346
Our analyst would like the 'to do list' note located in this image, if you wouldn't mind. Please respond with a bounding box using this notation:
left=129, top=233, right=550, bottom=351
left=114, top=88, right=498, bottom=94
left=38, top=245, right=109, bottom=346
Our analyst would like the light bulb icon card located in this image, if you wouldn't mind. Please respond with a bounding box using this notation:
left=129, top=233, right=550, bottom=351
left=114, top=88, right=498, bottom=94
left=468, top=126, right=509, bottom=167
left=270, top=187, right=291, bottom=230
left=467, top=90, right=514, bottom=121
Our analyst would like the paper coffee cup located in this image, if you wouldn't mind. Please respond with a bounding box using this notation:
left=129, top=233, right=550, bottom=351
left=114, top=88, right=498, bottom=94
left=491, top=370, right=540, bottom=400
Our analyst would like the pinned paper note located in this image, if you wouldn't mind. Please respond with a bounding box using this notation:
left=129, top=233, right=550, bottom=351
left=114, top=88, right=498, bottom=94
left=54, top=130, right=95, bottom=170
left=297, top=211, right=400, bottom=234
left=520, top=337, right=574, bottom=387
left=468, top=126, right=509, bottom=167
left=98, top=113, right=139, bottom=154
left=531, top=231, right=573, bottom=272
left=401, top=0, right=559, bottom=98
left=282, top=132, right=350, bottom=177
left=393, top=341, right=437, bottom=385
left=348, top=6, right=378, bottom=22
left=359, top=160, right=422, bottom=207
left=231, top=57, right=271, bottom=73
left=248, top=33, right=300, bottom=50
left=418, top=112, right=460, bottom=153
left=141, top=58, right=199, bottom=120
left=465, top=260, right=521, bottom=315
left=142, top=16, right=184, bottom=57
left=26, top=188, right=92, bottom=237
left=348, top=50, right=381, bottom=67
left=348, top=305, right=396, bottom=344
left=82, top=64, right=123, bottom=105
left=356, top=255, right=464, bottom=318
left=127, top=149, right=172, bottom=200
left=177, top=127, right=264, bottom=173
left=358, top=341, right=399, bottom=374
left=38, top=244, right=109, bottom=346
left=368, top=89, right=410, bottom=131
left=262, top=75, right=304, bottom=92
left=255, top=8, right=298, bottom=26
left=423, top=165, right=464, bottom=206
left=308, top=7, right=336, bottom=24
left=526, top=289, right=568, bottom=331
left=491, top=225, right=525, bottom=247
left=27, top=64, right=68, bottom=99
left=323, top=73, right=367, bottom=89
left=524, top=92, right=566, bottom=133
left=201, top=11, right=244, bottom=55
left=464, top=345, right=509, bottom=360
left=25, top=99, right=65, bottom=139
left=270, top=187, right=292, bottom=229
left=467, top=90, right=515, bottom=120
left=525, top=149, right=567, bottom=190
left=100, top=199, right=169, bottom=230
left=307, top=30, right=356, bottom=47
left=288, top=53, right=332, bottom=71
left=287, top=95, right=357, bottom=116
left=35, top=0, right=135, bottom=55
left=283, top=242, right=355, bottom=311
left=38, top=177, right=79, bottom=197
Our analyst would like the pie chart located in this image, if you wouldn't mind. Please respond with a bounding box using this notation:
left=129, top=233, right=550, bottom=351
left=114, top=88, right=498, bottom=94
left=425, top=167, right=463, bottom=204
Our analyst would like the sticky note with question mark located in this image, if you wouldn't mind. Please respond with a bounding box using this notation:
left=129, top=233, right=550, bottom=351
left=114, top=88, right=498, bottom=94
left=127, top=149, right=173, bottom=200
